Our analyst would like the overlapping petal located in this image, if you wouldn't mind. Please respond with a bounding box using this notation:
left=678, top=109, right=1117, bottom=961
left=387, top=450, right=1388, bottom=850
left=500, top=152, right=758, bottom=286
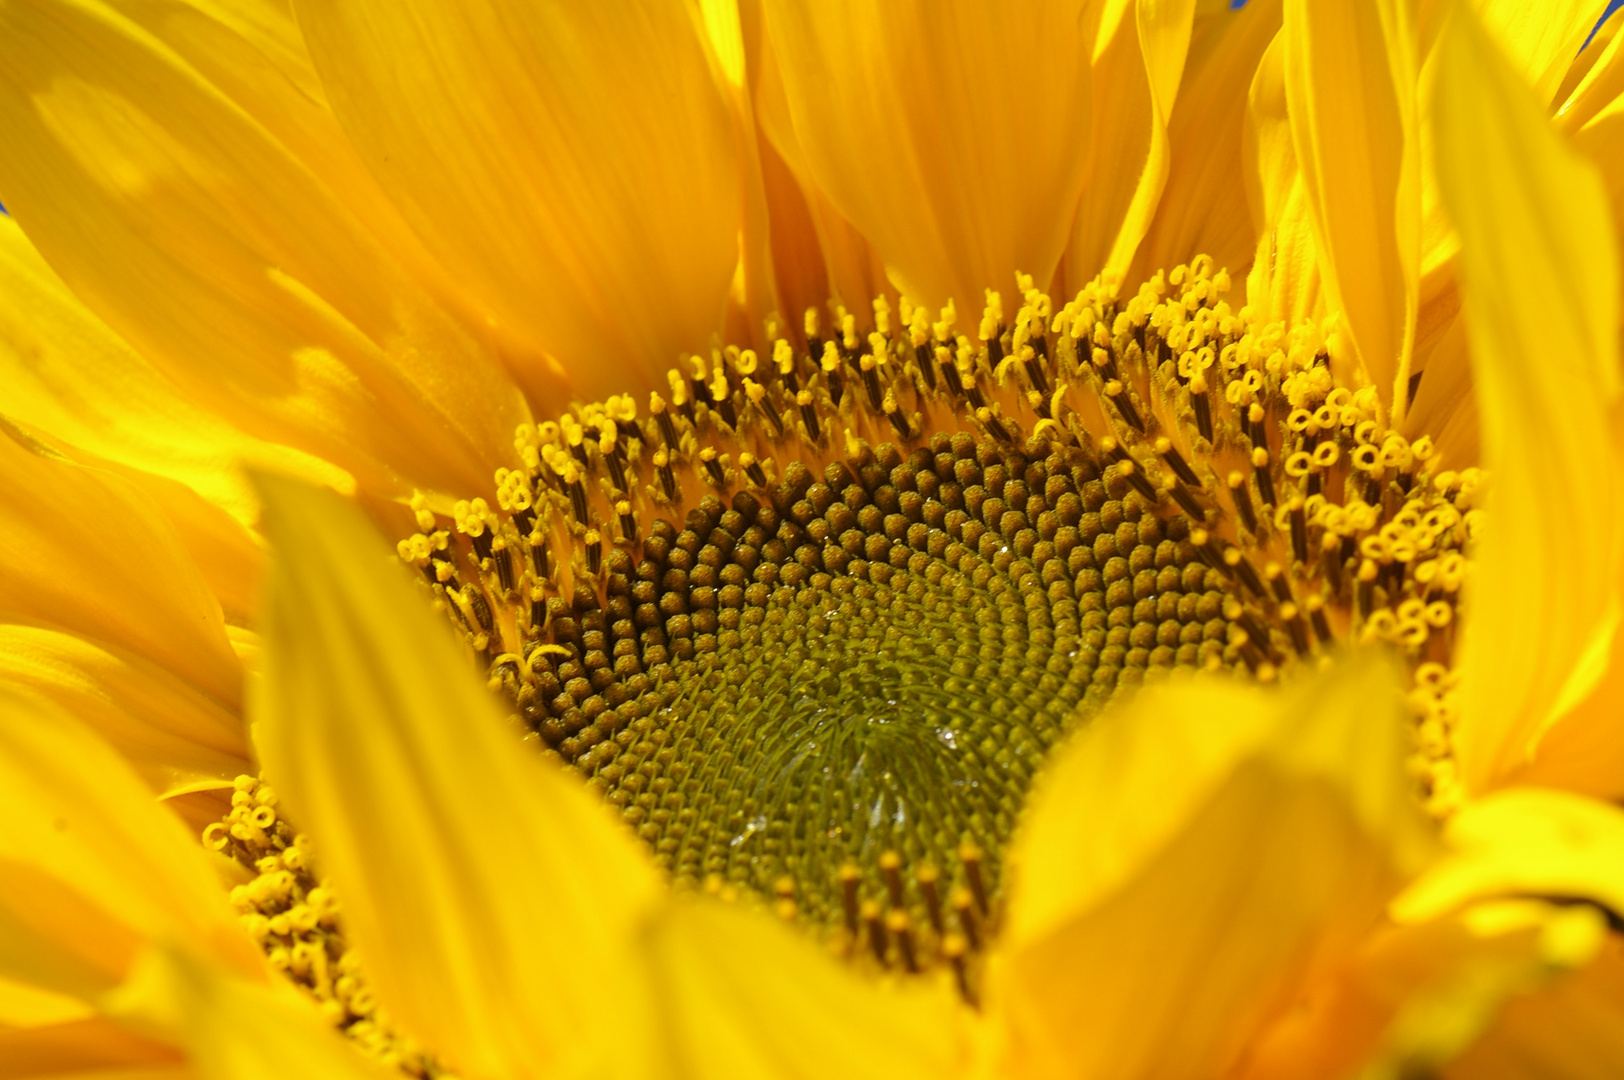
left=0, top=686, right=258, bottom=1005
left=252, top=475, right=661, bottom=1080
left=291, top=0, right=741, bottom=401
left=1281, top=0, right=1420, bottom=406
left=1435, top=4, right=1624, bottom=792
left=0, top=622, right=247, bottom=794
left=990, top=652, right=1433, bottom=1080
left=1132, top=0, right=1282, bottom=282
left=1066, top=0, right=1197, bottom=288
left=638, top=899, right=962, bottom=1080
left=1243, top=30, right=1324, bottom=326
left=0, top=0, right=531, bottom=501
left=0, top=429, right=241, bottom=712
left=0, top=213, right=346, bottom=538
left=762, top=0, right=1095, bottom=312
left=109, top=944, right=388, bottom=1080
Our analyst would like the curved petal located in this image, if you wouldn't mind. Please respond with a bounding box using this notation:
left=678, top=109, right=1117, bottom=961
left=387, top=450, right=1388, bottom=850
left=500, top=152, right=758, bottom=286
left=1556, top=13, right=1624, bottom=134
left=750, top=18, right=893, bottom=318
left=0, top=428, right=240, bottom=712
left=0, top=621, right=248, bottom=794
left=252, top=475, right=661, bottom=1080
left=990, top=651, right=1434, bottom=1080
left=0, top=0, right=531, bottom=500
left=1243, top=30, right=1325, bottom=327
left=291, top=0, right=741, bottom=401
left=1472, top=0, right=1603, bottom=107
left=107, top=944, right=388, bottom=1080
left=1434, top=5, right=1624, bottom=792
left=0, top=686, right=257, bottom=1004
left=638, top=898, right=963, bottom=1080
left=1445, top=938, right=1624, bottom=1080
left=1282, top=0, right=1421, bottom=409
left=0, top=1016, right=187, bottom=1079
left=1131, top=0, right=1283, bottom=282
left=1240, top=901, right=1608, bottom=1080
left=1066, top=0, right=1198, bottom=288
left=0, top=213, right=346, bottom=537
left=1393, top=788, right=1624, bottom=925
left=762, top=0, right=1095, bottom=312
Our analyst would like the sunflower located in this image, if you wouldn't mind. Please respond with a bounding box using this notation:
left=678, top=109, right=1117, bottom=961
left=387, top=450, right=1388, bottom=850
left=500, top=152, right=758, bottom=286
left=3, top=0, right=1624, bottom=1077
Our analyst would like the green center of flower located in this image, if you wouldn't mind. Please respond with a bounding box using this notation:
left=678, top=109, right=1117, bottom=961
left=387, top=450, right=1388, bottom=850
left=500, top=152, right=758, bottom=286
left=528, top=437, right=1228, bottom=972
left=385, top=257, right=1479, bottom=983
left=202, top=258, right=1485, bottom=1073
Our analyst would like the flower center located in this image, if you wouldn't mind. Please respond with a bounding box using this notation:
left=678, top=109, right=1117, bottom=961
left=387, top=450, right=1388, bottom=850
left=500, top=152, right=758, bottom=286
left=392, top=257, right=1479, bottom=978
left=208, top=258, right=1482, bottom=1064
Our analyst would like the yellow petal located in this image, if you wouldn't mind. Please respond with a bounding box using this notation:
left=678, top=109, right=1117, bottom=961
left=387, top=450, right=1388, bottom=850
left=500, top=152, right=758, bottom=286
left=0, top=1016, right=186, bottom=1080
left=751, top=14, right=895, bottom=319
left=0, top=686, right=257, bottom=1002
left=291, top=0, right=740, bottom=399
left=176, top=0, right=329, bottom=105
left=0, top=429, right=240, bottom=712
left=762, top=0, right=1095, bottom=312
left=1394, top=788, right=1624, bottom=925
left=1555, top=12, right=1624, bottom=134
left=252, top=475, right=661, bottom=1080
left=1471, top=0, right=1603, bottom=106
left=991, top=651, right=1433, bottom=1080
left=1067, top=0, right=1198, bottom=288
left=0, top=621, right=247, bottom=793
left=1282, top=0, right=1421, bottom=409
left=1445, top=938, right=1624, bottom=1079
left=1243, top=29, right=1325, bottom=328
left=1433, top=5, right=1624, bottom=792
left=0, top=975, right=91, bottom=1028
left=1562, top=48, right=1624, bottom=317
left=1240, top=901, right=1607, bottom=1080
left=1132, top=0, right=1283, bottom=282
left=0, top=212, right=346, bottom=539
left=106, top=944, right=387, bottom=1080
left=638, top=898, right=963, bottom=1080
left=0, top=0, right=530, bottom=500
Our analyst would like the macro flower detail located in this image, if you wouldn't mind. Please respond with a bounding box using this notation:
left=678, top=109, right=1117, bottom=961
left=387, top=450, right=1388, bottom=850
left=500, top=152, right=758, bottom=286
left=3, top=1, right=1624, bottom=1079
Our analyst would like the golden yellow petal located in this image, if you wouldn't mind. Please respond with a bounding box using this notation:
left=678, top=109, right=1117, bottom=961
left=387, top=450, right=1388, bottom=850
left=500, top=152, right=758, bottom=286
left=991, top=651, right=1433, bottom=1080
left=1132, top=0, right=1283, bottom=282
left=1433, top=6, right=1624, bottom=792
left=0, top=1017, right=186, bottom=1080
left=0, top=687, right=257, bottom=1003
left=0, top=196, right=347, bottom=540
left=1445, top=939, right=1624, bottom=1079
left=0, top=975, right=91, bottom=1028
left=637, top=898, right=963, bottom=1080
left=750, top=20, right=894, bottom=316
left=1067, top=0, right=1198, bottom=288
left=107, top=945, right=388, bottom=1080
left=1514, top=607, right=1624, bottom=797
left=762, top=0, right=1095, bottom=311
left=1555, top=13, right=1624, bottom=134
left=1282, top=0, right=1421, bottom=409
left=1563, top=58, right=1624, bottom=312
left=1394, top=788, right=1624, bottom=924
left=0, top=622, right=247, bottom=794
left=291, top=0, right=740, bottom=400
left=177, top=0, right=328, bottom=105
left=0, top=430, right=240, bottom=712
left=1241, top=901, right=1607, bottom=1080
left=252, top=475, right=661, bottom=1079
left=0, top=0, right=530, bottom=500
left=1471, top=0, right=1603, bottom=106
left=1243, top=29, right=1326, bottom=329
